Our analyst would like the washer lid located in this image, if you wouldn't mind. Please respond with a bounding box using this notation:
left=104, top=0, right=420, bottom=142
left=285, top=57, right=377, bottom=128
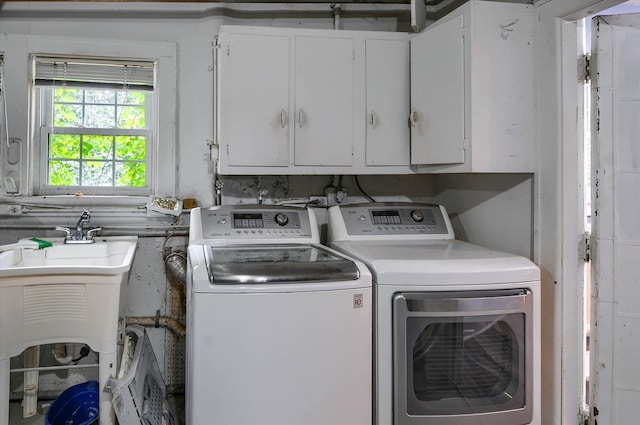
left=205, top=244, right=360, bottom=284
left=329, top=239, right=539, bottom=285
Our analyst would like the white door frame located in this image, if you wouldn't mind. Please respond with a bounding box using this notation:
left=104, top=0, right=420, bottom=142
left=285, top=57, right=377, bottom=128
left=535, top=1, right=626, bottom=424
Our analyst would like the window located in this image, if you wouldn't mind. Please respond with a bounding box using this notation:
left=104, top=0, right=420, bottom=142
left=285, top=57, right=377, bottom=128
left=33, top=56, right=156, bottom=195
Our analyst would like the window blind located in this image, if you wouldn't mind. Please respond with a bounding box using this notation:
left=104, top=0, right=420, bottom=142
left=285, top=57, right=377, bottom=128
left=33, top=56, right=155, bottom=91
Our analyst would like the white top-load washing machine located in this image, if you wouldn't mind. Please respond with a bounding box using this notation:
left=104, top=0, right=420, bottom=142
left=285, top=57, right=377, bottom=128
left=327, top=203, right=541, bottom=425
left=187, top=205, right=372, bottom=425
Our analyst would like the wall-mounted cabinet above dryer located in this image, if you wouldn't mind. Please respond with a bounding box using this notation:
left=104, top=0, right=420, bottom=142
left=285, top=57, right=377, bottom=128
left=215, top=0, right=535, bottom=175
left=410, top=0, right=536, bottom=173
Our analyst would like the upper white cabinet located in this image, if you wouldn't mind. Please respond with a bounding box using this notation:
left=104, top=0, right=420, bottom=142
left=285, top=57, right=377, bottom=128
left=410, top=0, right=536, bottom=172
left=219, top=33, right=290, bottom=168
left=365, top=39, right=411, bottom=167
left=217, top=25, right=411, bottom=175
left=293, top=36, right=354, bottom=167
left=218, top=27, right=358, bottom=174
left=410, top=16, right=465, bottom=166
left=217, top=0, right=535, bottom=175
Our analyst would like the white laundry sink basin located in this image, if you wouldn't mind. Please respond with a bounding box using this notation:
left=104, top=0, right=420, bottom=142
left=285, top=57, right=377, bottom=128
left=0, top=234, right=138, bottom=377
left=0, top=236, right=138, bottom=277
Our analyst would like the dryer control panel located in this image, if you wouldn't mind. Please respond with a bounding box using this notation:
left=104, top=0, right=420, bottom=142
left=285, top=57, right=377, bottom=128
left=333, top=203, right=453, bottom=237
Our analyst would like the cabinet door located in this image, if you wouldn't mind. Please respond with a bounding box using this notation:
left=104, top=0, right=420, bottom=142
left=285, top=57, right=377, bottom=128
left=365, top=39, right=410, bottom=166
left=293, top=36, right=354, bottom=166
left=410, top=15, right=465, bottom=165
left=221, top=33, right=290, bottom=167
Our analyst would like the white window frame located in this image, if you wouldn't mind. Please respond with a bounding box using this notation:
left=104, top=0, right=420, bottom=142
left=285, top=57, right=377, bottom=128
left=22, top=36, right=177, bottom=203
left=34, top=82, right=155, bottom=196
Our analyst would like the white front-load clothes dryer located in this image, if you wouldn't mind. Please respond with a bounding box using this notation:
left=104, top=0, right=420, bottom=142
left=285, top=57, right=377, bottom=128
left=327, top=203, right=541, bottom=425
left=187, top=205, right=372, bottom=425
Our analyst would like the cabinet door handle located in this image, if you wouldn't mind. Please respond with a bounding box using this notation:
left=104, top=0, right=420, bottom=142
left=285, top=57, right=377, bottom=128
left=280, top=109, right=288, bottom=128
left=369, top=111, right=378, bottom=129
left=297, top=109, right=306, bottom=128
left=409, top=108, right=418, bottom=128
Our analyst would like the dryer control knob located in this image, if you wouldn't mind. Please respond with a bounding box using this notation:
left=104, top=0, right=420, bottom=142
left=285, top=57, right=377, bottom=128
left=410, top=210, right=424, bottom=222
left=275, top=213, right=289, bottom=226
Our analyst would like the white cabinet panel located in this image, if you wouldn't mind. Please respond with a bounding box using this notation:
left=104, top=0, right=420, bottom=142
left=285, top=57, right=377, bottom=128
left=410, top=16, right=465, bottom=165
left=470, top=2, right=535, bottom=172
left=220, top=33, right=290, bottom=167
left=411, top=0, right=535, bottom=173
left=365, top=39, right=410, bottom=166
left=294, top=36, right=354, bottom=166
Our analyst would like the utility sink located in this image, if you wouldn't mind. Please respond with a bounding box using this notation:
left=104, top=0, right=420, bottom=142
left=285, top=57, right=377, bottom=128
left=0, top=236, right=138, bottom=277
left=0, top=235, right=138, bottom=357
left=0, top=236, right=138, bottom=425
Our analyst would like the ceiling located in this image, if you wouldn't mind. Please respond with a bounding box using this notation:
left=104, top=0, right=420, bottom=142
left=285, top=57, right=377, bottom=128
left=0, top=0, right=536, bottom=21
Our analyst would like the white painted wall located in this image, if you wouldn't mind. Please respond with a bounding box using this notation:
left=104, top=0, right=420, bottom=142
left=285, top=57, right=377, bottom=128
left=433, top=173, right=534, bottom=258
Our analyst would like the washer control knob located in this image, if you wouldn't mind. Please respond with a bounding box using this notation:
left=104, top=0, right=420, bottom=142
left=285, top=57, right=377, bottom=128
left=410, top=210, right=425, bottom=222
left=275, top=213, right=289, bottom=226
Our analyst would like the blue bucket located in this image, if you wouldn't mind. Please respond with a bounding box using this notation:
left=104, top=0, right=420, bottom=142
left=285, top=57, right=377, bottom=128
left=45, top=380, right=99, bottom=425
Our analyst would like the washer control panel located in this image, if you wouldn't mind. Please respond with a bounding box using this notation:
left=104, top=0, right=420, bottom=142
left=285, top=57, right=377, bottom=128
left=338, top=203, right=450, bottom=236
left=199, top=205, right=313, bottom=239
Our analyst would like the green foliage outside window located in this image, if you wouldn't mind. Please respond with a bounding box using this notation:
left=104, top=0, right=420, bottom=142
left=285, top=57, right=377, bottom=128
left=47, top=88, right=147, bottom=188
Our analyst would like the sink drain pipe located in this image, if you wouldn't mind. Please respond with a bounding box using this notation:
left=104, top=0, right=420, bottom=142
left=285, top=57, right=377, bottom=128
left=124, top=240, right=187, bottom=336
left=126, top=313, right=186, bottom=337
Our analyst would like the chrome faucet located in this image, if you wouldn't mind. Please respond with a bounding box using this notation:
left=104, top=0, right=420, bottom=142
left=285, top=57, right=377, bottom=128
left=55, top=210, right=102, bottom=244
left=76, top=210, right=91, bottom=240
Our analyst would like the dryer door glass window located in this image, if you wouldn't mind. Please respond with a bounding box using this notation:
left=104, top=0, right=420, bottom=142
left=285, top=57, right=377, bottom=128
left=409, top=315, right=524, bottom=412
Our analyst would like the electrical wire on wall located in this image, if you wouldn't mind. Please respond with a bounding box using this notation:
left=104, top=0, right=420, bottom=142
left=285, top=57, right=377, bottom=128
left=1, top=57, right=9, bottom=149
left=212, top=35, right=221, bottom=206
left=354, top=175, right=375, bottom=202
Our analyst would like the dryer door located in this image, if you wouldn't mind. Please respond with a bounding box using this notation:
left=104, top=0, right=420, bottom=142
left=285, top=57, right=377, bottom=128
left=393, top=289, right=533, bottom=425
